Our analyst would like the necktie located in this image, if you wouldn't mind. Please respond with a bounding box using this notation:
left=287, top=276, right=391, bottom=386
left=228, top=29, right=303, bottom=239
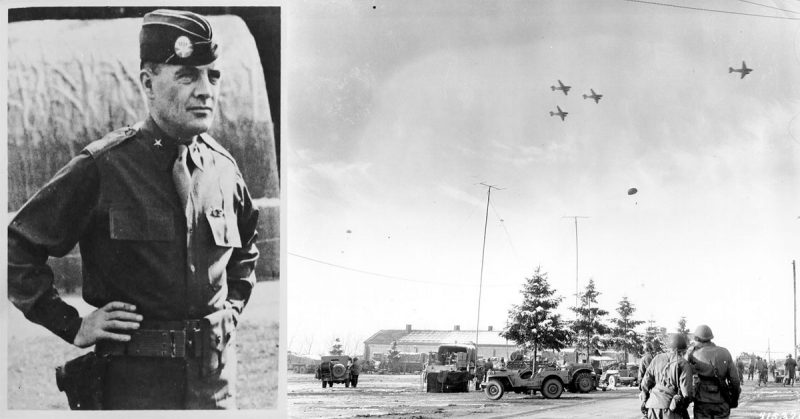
left=172, top=144, right=192, bottom=211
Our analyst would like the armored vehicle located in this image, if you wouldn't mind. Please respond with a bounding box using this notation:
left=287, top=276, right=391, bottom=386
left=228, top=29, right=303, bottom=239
left=482, top=362, right=596, bottom=400
left=316, top=355, right=352, bottom=388
left=423, top=344, right=477, bottom=392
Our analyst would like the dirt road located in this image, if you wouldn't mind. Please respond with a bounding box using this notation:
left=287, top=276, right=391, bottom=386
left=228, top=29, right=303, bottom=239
left=289, top=373, right=800, bottom=418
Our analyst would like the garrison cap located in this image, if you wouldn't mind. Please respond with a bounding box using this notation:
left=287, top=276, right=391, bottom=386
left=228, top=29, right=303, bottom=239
left=140, top=9, right=218, bottom=66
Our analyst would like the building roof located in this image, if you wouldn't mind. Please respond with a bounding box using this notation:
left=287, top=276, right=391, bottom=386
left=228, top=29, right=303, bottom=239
left=364, top=329, right=513, bottom=347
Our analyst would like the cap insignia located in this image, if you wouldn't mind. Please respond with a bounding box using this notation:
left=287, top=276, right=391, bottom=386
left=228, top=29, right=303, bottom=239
left=174, top=36, right=193, bottom=58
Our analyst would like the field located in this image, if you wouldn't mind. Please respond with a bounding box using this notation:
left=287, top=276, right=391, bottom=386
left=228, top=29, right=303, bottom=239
left=7, top=281, right=279, bottom=410
left=289, top=372, right=800, bottom=418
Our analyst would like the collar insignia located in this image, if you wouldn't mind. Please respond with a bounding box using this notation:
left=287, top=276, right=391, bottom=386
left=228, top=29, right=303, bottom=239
left=154, top=139, right=163, bottom=148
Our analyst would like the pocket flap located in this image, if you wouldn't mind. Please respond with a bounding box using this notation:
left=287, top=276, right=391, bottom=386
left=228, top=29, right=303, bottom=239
left=110, top=207, right=175, bottom=241
left=205, top=208, right=241, bottom=248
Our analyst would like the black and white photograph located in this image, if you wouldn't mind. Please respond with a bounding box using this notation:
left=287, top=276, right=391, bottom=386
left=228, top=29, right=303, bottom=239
left=5, top=4, right=280, bottom=412
left=286, top=1, right=799, bottom=418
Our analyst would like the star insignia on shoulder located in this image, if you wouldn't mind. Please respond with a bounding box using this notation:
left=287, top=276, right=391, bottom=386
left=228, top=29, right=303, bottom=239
left=154, top=139, right=163, bottom=148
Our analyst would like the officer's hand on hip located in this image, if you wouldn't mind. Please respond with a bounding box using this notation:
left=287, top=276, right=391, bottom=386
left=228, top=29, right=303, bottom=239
left=73, top=301, right=143, bottom=348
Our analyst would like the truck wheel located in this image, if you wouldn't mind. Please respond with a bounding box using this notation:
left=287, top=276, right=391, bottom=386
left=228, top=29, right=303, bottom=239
left=607, top=375, right=617, bottom=388
left=575, top=372, right=594, bottom=393
left=322, top=381, right=327, bottom=388
left=485, top=380, right=505, bottom=400
left=541, top=378, right=564, bottom=399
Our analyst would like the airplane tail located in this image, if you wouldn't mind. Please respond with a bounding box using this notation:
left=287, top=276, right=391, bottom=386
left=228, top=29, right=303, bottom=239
left=549, top=112, right=555, bottom=116
left=582, top=94, right=588, bottom=99
left=550, top=86, right=555, bottom=91
left=729, top=67, right=734, bottom=73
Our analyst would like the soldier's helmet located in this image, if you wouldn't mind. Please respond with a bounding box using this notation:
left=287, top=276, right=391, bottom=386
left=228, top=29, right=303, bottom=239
left=693, top=324, right=714, bottom=342
left=667, top=333, right=688, bottom=350
left=643, top=341, right=654, bottom=352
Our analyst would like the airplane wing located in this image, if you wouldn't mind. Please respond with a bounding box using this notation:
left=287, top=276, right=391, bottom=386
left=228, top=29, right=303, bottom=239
left=740, top=72, right=746, bottom=79
left=593, top=96, right=600, bottom=104
left=560, top=112, right=567, bottom=121
left=563, top=86, right=570, bottom=95
left=590, top=89, right=596, bottom=95
left=557, top=106, right=562, bottom=112
left=558, top=80, right=565, bottom=88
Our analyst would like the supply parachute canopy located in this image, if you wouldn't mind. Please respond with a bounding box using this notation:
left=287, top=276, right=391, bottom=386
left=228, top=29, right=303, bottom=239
left=627, top=188, right=638, bottom=195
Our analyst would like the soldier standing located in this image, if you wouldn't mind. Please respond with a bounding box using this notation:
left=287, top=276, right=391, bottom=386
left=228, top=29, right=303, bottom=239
left=638, top=341, right=657, bottom=418
left=756, top=357, right=768, bottom=386
left=785, top=354, right=797, bottom=386
left=686, top=325, right=741, bottom=419
left=735, top=358, right=745, bottom=382
left=8, top=9, right=260, bottom=409
left=350, top=357, right=362, bottom=388
left=747, top=358, right=755, bottom=381
left=640, top=334, right=693, bottom=419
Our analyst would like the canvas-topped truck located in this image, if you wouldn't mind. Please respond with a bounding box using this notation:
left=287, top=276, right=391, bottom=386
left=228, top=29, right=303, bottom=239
left=423, top=344, right=477, bottom=392
left=482, top=362, right=596, bottom=400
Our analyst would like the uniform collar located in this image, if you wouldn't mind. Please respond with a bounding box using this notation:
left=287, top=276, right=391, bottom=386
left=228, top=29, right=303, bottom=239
left=140, top=117, right=205, bottom=171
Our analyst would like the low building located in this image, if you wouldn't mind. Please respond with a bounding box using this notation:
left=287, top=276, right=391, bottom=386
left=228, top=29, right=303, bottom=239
left=363, top=324, right=517, bottom=360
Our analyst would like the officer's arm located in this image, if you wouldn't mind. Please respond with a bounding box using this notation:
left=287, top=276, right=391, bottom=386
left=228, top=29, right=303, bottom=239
left=225, top=172, right=260, bottom=323
left=8, top=152, right=99, bottom=344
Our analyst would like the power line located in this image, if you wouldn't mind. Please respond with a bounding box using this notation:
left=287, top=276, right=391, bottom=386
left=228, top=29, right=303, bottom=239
left=623, top=0, right=800, bottom=20
left=288, top=252, right=520, bottom=288
left=489, top=200, right=523, bottom=269
left=736, top=0, right=800, bottom=14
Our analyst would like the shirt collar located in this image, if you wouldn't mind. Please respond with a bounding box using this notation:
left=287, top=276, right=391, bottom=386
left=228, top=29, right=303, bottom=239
left=140, top=117, right=205, bottom=171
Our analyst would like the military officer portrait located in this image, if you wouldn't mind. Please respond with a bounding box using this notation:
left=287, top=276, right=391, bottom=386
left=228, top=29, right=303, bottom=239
left=7, top=7, right=280, bottom=410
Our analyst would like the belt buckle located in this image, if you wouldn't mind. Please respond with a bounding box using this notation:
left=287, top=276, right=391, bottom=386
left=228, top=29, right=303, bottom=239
left=185, top=321, right=202, bottom=358
left=170, top=330, right=187, bottom=358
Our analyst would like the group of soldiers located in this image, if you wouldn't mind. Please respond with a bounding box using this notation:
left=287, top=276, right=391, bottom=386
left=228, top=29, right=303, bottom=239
left=637, top=325, right=740, bottom=419
left=736, top=354, right=797, bottom=387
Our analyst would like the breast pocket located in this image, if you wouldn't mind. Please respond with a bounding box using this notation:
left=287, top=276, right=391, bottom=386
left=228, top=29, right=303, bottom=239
left=205, top=208, right=241, bottom=248
left=110, top=206, right=175, bottom=241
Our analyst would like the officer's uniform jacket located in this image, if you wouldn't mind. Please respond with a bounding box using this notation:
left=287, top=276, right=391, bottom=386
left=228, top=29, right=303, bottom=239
left=8, top=117, right=259, bottom=343
left=642, top=351, right=694, bottom=409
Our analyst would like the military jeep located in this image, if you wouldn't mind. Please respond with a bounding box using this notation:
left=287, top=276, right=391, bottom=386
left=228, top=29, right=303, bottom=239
left=482, top=362, right=596, bottom=400
left=315, top=355, right=352, bottom=388
left=599, top=362, right=639, bottom=389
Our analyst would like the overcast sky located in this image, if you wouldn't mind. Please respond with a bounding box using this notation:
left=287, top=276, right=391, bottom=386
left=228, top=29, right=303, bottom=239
left=286, top=0, right=800, bottom=358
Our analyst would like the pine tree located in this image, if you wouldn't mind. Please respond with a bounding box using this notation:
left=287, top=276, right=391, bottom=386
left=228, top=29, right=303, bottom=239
left=645, top=320, right=665, bottom=353
left=329, top=338, right=344, bottom=356
left=501, top=267, right=571, bottom=371
left=677, top=316, right=690, bottom=340
left=610, top=297, right=644, bottom=364
left=569, top=279, right=611, bottom=362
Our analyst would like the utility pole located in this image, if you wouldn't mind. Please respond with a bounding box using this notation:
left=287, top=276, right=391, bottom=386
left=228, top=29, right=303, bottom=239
left=476, top=183, right=503, bottom=348
left=563, top=216, right=589, bottom=309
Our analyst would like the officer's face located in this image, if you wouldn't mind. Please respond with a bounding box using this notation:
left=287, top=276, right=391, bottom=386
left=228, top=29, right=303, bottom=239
left=145, top=63, right=221, bottom=139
